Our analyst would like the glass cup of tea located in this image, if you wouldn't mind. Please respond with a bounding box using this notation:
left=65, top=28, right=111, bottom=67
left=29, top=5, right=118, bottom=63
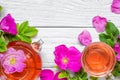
left=81, top=42, right=116, bottom=77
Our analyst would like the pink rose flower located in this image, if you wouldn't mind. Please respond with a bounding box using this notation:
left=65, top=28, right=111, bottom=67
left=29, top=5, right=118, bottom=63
left=1, top=47, right=26, bottom=74
left=92, top=16, right=107, bottom=32
left=111, top=0, right=120, bottom=14
left=54, top=45, right=82, bottom=72
left=40, top=69, right=67, bottom=80
left=0, top=14, right=17, bottom=35
left=78, top=30, right=92, bottom=46
left=113, top=42, right=120, bottom=61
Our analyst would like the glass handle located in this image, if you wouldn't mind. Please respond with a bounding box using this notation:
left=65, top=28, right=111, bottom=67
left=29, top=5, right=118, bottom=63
left=31, top=39, right=44, bottom=53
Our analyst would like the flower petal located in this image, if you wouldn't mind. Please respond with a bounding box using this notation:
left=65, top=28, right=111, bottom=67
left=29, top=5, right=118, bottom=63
left=78, top=30, right=92, bottom=46
left=40, top=69, right=54, bottom=80
left=68, top=61, right=82, bottom=72
left=5, top=47, right=16, bottom=55
left=116, top=54, right=120, bottom=61
left=92, top=16, right=107, bottom=32
left=55, top=59, right=68, bottom=70
left=54, top=45, right=68, bottom=56
left=4, top=66, right=16, bottom=74
left=54, top=45, right=69, bottom=70
left=0, top=54, right=4, bottom=60
left=113, top=42, right=120, bottom=53
left=15, top=63, right=26, bottom=72
left=17, top=50, right=26, bottom=60
left=111, top=0, right=120, bottom=14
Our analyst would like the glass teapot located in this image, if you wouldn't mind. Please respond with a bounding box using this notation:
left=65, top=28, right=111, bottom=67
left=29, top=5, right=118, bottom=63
left=0, top=40, right=42, bottom=80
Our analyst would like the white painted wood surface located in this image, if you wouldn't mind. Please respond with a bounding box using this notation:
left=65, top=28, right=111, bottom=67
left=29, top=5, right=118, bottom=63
left=0, top=0, right=120, bottom=80
left=1, top=0, right=120, bottom=27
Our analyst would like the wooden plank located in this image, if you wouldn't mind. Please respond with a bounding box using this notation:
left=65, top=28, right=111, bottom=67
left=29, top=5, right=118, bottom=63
left=1, top=0, right=120, bottom=27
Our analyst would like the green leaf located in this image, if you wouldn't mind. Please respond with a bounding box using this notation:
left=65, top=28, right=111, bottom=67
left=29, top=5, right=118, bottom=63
left=106, top=39, right=115, bottom=47
left=0, top=6, right=2, bottom=12
left=11, top=35, right=20, bottom=41
left=18, top=21, right=28, bottom=34
left=16, top=23, right=19, bottom=30
left=90, top=76, right=98, bottom=80
left=72, top=68, right=88, bottom=80
left=99, top=33, right=108, bottom=43
left=81, top=73, right=87, bottom=80
left=24, top=27, right=38, bottom=37
left=68, top=77, right=78, bottom=80
left=17, top=35, right=31, bottom=43
left=112, top=62, right=120, bottom=77
left=58, top=71, right=69, bottom=79
left=11, top=21, right=38, bottom=43
left=0, top=37, right=7, bottom=52
left=105, top=22, right=119, bottom=39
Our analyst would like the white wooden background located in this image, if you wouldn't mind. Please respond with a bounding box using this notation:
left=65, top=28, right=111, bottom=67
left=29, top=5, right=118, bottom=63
left=0, top=0, right=120, bottom=80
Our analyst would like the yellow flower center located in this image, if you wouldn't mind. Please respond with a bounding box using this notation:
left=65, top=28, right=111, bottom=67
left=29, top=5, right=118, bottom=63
left=9, top=58, right=16, bottom=65
left=62, top=57, right=69, bottom=64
